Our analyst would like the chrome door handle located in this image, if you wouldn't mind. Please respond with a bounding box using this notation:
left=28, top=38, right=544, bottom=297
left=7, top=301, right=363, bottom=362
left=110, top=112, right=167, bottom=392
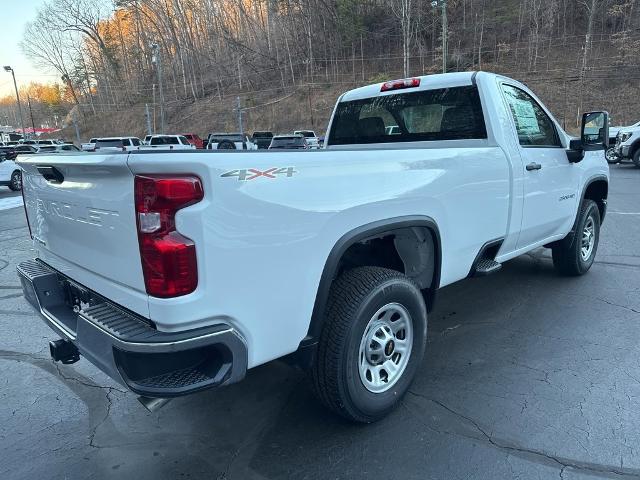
left=526, top=162, right=542, bottom=171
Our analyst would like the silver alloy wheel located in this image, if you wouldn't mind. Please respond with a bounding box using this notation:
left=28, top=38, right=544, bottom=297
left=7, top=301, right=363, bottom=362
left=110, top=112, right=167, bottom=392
left=580, top=215, right=596, bottom=261
left=358, top=302, right=413, bottom=393
left=11, top=171, right=21, bottom=190
left=605, top=148, right=618, bottom=163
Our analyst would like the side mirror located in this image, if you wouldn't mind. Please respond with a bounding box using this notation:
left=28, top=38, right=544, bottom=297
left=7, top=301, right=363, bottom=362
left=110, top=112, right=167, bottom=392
left=581, top=111, right=609, bottom=151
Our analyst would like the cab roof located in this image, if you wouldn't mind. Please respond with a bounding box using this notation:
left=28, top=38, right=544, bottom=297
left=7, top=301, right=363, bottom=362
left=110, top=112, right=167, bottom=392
left=340, top=71, right=485, bottom=102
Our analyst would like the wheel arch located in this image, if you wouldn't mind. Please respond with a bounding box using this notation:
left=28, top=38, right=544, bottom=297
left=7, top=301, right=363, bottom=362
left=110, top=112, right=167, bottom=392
left=628, top=137, right=640, bottom=160
left=303, top=216, right=441, bottom=348
left=581, top=175, right=608, bottom=222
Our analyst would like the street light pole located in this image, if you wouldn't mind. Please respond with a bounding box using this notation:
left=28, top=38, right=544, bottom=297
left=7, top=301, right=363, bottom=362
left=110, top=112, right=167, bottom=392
left=3, top=66, right=26, bottom=139
left=150, top=43, right=165, bottom=134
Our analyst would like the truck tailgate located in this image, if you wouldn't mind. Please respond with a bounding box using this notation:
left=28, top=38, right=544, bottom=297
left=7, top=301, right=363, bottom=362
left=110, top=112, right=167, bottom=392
left=18, top=153, right=149, bottom=317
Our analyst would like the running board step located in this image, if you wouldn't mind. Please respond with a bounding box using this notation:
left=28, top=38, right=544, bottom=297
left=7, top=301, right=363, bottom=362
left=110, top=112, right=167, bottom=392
left=473, top=258, right=502, bottom=276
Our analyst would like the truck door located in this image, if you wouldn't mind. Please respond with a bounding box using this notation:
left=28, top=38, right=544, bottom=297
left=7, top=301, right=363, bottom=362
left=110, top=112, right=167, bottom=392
left=500, top=84, right=579, bottom=250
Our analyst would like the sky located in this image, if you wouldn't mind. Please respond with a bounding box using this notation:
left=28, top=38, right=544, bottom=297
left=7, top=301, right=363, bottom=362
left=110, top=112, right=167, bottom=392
left=0, top=0, right=56, bottom=97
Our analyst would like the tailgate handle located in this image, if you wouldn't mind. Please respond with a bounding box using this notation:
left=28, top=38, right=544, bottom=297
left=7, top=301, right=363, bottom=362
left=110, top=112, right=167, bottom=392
left=37, top=165, right=64, bottom=184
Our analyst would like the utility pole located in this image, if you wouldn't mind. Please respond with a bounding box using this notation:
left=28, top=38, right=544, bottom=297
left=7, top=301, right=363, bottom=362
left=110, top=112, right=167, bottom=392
left=3, top=66, right=26, bottom=139
left=236, top=96, right=244, bottom=136
left=431, top=1, right=448, bottom=73
left=151, top=43, right=165, bottom=133
left=27, top=96, right=36, bottom=136
left=71, top=109, right=81, bottom=144
left=307, top=86, right=314, bottom=129
left=145, top=103, right=152, bottom=136
left=442, top=0, right=447, bottom=73
left=152, top=84, right=156, bottom=133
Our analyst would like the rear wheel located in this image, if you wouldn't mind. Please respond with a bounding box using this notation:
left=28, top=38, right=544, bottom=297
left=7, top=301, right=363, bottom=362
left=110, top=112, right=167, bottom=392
left=9, top=170, right=21, bottom=191
left=311, top=267, right=427, bottom=423
left=633, top=149, right=640, bottom=168
left=552, top=200, right=600, bottom=276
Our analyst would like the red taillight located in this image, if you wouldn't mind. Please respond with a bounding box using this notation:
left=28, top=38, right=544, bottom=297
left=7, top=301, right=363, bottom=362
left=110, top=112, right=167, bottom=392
left=134, top=175, right=204, bottom=298
left=380, top=77, right=421, bottom=92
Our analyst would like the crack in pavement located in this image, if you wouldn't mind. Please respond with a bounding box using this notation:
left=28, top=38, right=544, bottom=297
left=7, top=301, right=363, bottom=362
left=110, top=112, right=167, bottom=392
left=0, top=349, right=128, bottom=453
left=406, top=390, right=640, bottom=479
left=561, top=292, right=640, bottom=315
left=54, top=363, right=127, bottom=395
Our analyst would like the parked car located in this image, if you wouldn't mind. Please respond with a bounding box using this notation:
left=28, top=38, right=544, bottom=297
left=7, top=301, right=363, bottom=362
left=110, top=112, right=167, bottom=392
left=251, top=131, right=274, bottom=149
left=36, top=139, right=62, bottom=146
left=268, top=134, right=309, bottom=149
left=206, top=133, right=257, bottom=150
left=0, top=155, right=21, bottom=190
left=14, top=145, right=39, bottom=155
left=138, top=135, right=196, bottom=150
left=16, top=72, right=609, bottom=423
left=94, top=137, right=141, bottom=152
left=0, top=146, right=18, bottom=161
left=81, top=138, right=98, bottom=152
left=180, top=133, right=205, bottom=149
left=293, top=130, right=320, bottom=148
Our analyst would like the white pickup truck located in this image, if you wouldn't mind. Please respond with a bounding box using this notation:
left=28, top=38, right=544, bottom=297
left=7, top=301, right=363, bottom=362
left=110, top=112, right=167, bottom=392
left=612, top=125, right=640, bottom=167
left=138, top=135, right=196, bottom=150
left=16, top=72, right=609, bottom=422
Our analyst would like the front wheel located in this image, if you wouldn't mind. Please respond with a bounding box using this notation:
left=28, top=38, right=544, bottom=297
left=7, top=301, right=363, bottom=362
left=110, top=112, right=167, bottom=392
left=310, top=267, right=427, bottom=423
left=8, top=170, right=21, bottom=191
left=552, top=199, right=600, bottom=276
left=605, top=147, right=620, bottom=164
left=633, top=149, right=640, bottom=168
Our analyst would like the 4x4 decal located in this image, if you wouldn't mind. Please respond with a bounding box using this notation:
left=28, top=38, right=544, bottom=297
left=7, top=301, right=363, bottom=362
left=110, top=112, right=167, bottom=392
left=221, top=167, right=297, bottom=181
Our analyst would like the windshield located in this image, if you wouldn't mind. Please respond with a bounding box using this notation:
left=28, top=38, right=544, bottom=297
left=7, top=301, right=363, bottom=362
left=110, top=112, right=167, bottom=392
left=151, top=136, right=180, bottom=145
left=270, top=136, right=306, bottom=147
left=210, top=135, right=243, bottom=142
left=95, top=139, right=125, bottom=148
left=295, top=131, right=315, bottom=137
left=329, top=85, right=486, bottom=145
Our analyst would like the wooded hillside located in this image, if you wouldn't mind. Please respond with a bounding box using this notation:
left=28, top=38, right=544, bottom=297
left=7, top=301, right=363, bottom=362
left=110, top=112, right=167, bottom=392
left=4, top=0, right=640, bottom=138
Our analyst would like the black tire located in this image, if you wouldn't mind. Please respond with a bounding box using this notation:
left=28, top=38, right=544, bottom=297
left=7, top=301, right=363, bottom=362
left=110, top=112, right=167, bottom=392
left=217, top=139, right=236, bottom=150
left=633, top=149, right=640, bottom=168
left=8, top=170, right=21, bottom=191
left=552, top=199, right=600, bottom=276
left=605, top=147, right=620, bottom=164
left=310, top=266, right=427, bottom=423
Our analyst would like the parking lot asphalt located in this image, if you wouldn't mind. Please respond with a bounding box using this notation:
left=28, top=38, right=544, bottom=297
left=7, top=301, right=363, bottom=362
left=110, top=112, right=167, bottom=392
left=1, top=166, right=640, bottom=480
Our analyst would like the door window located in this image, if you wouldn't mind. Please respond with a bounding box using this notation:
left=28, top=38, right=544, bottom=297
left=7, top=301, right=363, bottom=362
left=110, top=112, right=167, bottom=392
left=502, top=85, right=561, bottom=147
